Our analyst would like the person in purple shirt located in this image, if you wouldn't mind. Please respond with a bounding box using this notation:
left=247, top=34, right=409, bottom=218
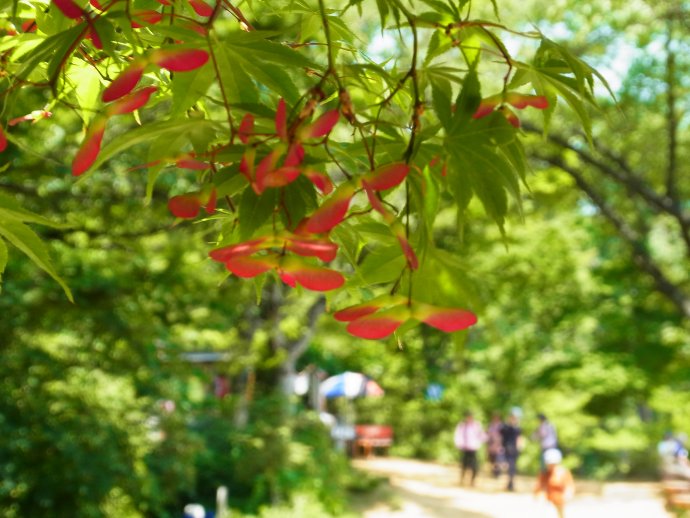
left=487, top=413, right=505, bottom=478
left=533, top=413, right=558, bottom=472
left=454, top=411, right=486, bottom=486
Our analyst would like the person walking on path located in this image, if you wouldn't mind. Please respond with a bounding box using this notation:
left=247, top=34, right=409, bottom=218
left=533, top=413, right=558, bottom=471
left=454, top=411, right=486, bottom=486
left=501, top=412, right=522, bottom=491
left=534, top=448, right=575, bottom=518
left=487, top=413, right=504, bottom=478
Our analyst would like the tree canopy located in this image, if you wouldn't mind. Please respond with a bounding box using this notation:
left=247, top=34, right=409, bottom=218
left=0, top=0, right=603, bottom=339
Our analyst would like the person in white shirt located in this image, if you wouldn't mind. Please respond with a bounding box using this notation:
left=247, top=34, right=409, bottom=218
left=454, top=411, right=486, bottom=486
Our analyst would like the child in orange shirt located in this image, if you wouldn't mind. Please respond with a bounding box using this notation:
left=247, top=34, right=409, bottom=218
left=535, top=448, right=575, bottom=518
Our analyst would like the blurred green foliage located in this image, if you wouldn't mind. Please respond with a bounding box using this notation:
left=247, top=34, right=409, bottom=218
left=2, top=0, right=690, bottom=516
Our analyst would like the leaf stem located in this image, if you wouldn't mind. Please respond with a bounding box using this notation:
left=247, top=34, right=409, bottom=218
left=206, top=32, right=235, bottom=136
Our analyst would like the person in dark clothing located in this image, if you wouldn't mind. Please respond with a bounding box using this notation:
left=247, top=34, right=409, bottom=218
left=500, top=412, right=522, bottom=491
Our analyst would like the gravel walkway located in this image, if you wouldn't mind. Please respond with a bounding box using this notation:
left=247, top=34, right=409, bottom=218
left=352, top=457, right=671, bottom=518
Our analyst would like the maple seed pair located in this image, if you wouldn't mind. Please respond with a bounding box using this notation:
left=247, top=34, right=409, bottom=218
left=209, top=235, right=344, bottom=292
left=72, top=48, right=209, bottom=176
left=473, top=92, right=549, bottom=128
left=334, top=296, right=478, bottom=340
left=72, top=87, right=158, bottom=176
left=238, top=99, right=339, bottom=196
left=168, top=187, right=217, bottom=219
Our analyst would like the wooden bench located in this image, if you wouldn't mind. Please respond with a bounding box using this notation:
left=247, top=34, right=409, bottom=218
left=661, top=480, right=690, bottom=513
left=663, top=480, right=690, bottom=495
left=670, top=493, right=690, bottom=511
left=354, top=425, right=393, bottom=457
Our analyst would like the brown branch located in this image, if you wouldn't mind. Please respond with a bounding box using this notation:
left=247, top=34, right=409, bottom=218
left=536, top=152, right=690, bottom=320
left=523, top=122, right=690, bottom=255
left=664, top=26, right=679, bottom=204
left=285, top=296, right=326, bottom=365
left=221, top=0, right=255, bottom=31
left=205, top=32, right=235, bottom=136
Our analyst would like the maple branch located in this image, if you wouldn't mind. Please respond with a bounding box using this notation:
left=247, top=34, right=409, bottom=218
left=372, top=1, right=422, bottom=165
left=318, top=0, right=336, bottom=78
left=221, top=0, right=255, bottom=31
left=206, top=32, right=235, bottom=136
left=402, top=8, right=421, bottom=165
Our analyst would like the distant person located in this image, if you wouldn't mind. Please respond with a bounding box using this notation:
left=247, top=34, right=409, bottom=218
left=487, top=413, right=504, bottom=477
left=454, top=411, right=486, bottom=486
left=501, top=412, right=522, bottom=491
left=659, top=431, right=690, bottom=477
left=533, top=413, right=558, bottom=471
left=534, top=448, right=575, bottom=518
left=658, top=431, right=678, bottom=458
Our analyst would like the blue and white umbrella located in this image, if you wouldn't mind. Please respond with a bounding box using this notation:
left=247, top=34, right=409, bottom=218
left=319, top=371, right=384, bottom=399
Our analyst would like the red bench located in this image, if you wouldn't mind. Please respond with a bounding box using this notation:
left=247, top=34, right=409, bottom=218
left=354, top=425, right=393, bottom=457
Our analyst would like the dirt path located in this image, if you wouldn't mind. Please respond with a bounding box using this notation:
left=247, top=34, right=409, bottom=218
left=352, top=457, right=671, bottom=518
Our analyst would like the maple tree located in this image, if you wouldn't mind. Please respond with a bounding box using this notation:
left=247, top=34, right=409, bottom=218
left=0, top=0, right=604, bottom=339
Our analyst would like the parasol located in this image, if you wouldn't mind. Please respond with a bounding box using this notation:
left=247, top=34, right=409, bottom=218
left=319, top=371, right=384, bottom=399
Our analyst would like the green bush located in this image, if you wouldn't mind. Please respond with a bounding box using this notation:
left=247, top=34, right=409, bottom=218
left=187, top=396, right=351, bottom=515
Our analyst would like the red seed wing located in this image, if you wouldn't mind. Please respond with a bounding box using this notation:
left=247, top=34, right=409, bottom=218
left=279, top=271, right=298, bottom=288
left=334, top=303, right=381, bottom=322
left=253, top=149, right=282, bottom=194
left=395, top=233, right=419, bottom=270
left=21, top=20, right=37, bottom=32
left=209, top=238, right=270, bottom=262
left=303, top=169, right=333, bottom=194
left=102, top=63, right=145, bottom=103
left=362, top=181, right=389, bottom=219
left=286, top=237, right=338, bottom=262
left=284, top=143, right=304, bottom=167
left=175, top=158, right=210, bottom=170
left=0, top=126, right=7, bottom=152
left=505, top=92, right=549, bottom=110
left=53, top=0, right=83, bottom=19
left=188, top=0, right=213, bottom=16
left=132, top=10, right=163, bottom=26
left=305, top=184, right=354, bottom=233
left=106, top=86, right=157, bottom=116
left=275, top=99, right=287, bottom=140
left=501, top=107, right=520, bottom=128
left=168, top=193, right=202, bottom=218
left=204, top=187, right=217, bottom=214
left=472, top=101, right=498, bottom=119
left=280, top=257, right=345, bottom=292
left=363, top=162, right=409, bottom=191
left=226, top=255, right=276, bottom=278
left=260, top=166, right=301, bottom=190
left=238, top=114, right=254, bottom=144
left=345, top=307, right=409, bottom=340
left=72, top=120, right=106, bottom=176
left=88, top=26, right=103, bottom=50
left=414, top=303, right=478, bottom=333
left=303, top=109, right=339, bottom=139
left=152, top=49, right=209, bottom=72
